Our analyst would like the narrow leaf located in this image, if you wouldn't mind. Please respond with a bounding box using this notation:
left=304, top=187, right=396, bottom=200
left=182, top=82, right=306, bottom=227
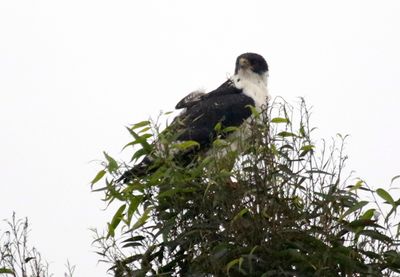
left=24, top=257, right=35, bottom=263
left=339, top=201, right=368, bottom=221
left=246, top=105, right=260, bottom=117
left=106, top=180, right=125, bottom=201
left=214, top=122, right=222, bottom=132
left=299, top=124, right=306, bottom=137
left=130, top=148, right=148, bottom=162
left=277, top=131, right=297, bottom=137
left=360, top=229, right=392, bottom=243
left=127, top=195, right=143, bottom=226
left=108, top=204, right=126, bottom=237
left=122, top=236, right=146, bottom=243
left=376, top=188, right=395, bottom=205
left=349, top=180, right=364, bottom=191
left=361, top=209, right=376, bottom=220
left=131, top=120, right=150, bottom=130
left=213, top=139, right=230, bottom=147
left=125, top=127, right=152, bottom=153
left=231, top=208, right=249, bottom=224
left=347, top=219, right=381, bottom=229
left=174, top=140, right=200, bottom=150
left=226, top=258, right=241, bottom=274
left=131, top=207, right=152, bottom=231
left=103, top=152, right=118, bottom=173
left=91, top=170, right=106, bottom=185
left=300, top=144, right=314, bottom=151
left=158, top=187, right=196, bottom=198
left=271, top=117, right=290, bottom=123
left=0, top=268, right=14, bottom=274
left=223, top=126, right=239, bottom=133
left=122, top=242, right=142, bottom=248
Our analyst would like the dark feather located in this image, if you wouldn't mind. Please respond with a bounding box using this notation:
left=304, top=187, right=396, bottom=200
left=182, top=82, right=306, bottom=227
left=119, top=52, right=269, bottom=183
left=119, top=81, right=254, bottom=182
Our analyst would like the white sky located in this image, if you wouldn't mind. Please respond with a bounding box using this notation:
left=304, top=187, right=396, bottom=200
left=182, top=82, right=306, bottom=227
left=1, top=1, right=400, bottom=276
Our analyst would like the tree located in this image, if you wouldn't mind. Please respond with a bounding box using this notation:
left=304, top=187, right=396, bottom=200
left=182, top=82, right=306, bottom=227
left=0, top=213, right=75, bottom=277
left=92, top=99, right=400, bottom=276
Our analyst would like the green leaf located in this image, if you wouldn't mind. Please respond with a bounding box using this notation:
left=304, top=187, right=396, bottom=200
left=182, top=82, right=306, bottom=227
left=397, top=223, right=400, bottom=237
left=138, top=126, right=151, bottom=133
left=214, top=122, right=222, bottom=132
left=131, top=206, right=152, bottom=231
left=384, top=250, right=400, bottom=267
left=105, top=179, right=125, bottom=201
left=346, top=219, right=381, bottom=229
left=271, top=117, right=290, bottom=123
left=246, top=105, right=260, bottom=117
left=349, top=180, right=364, bottom=191
left=103, top=152, right=118, bottom=173
left=122, top=242, right=143, bottom=248
left=226, top=258, right=242, bottom=274
left=299, top=124, right=306, bottom=137
left=277, top=131, right=297, bottom=137
left=122, top=235, right=146, bottom=243
left=108, top=204, right=126, bottom=237
left=231, top=208, right=249, bottom=224
left=158, top=187, right=196, bottom=198
left=174, top=140, right=200, bottom=150
left=340, top=200, right=368, bottom=221
left=91, top=170, right=106, bottom=185
left=300, top=144, right=314, bottom=157
left=361, top=208, right=376, bottom=220
left=0, top=268, right=14, bottom=274
left=376, top=188, right=395, bottom=205
left=123, top=134, right=153, bottom=151
left=359, top=229, right=392, bottom=243
left=125, top=127, right=152, bottom=153
left=130, top=148, right=148, bottom=162
left=213, top=139, right=230, bottom=147
left=223, top=126, right=239, bottom=133
left=280, top=144, right=294, bottom=151
left=131, top=120, right=150, bottom=130
left=300, top=144, right=314, bottom=151
left=362, top=250, right=382, bottom=260
left=127, top=195, right=143, bottom=226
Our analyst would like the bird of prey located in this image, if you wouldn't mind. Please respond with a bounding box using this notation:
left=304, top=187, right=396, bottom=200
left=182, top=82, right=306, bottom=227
left=119, top=52, right=269, bottom=182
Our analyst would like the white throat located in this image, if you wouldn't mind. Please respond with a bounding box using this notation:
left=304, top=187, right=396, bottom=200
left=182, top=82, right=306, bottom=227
left=232, top=69, right=269, bottom=109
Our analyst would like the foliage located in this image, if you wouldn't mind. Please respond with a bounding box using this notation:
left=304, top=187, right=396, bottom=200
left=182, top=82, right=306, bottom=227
left=0, top=213, right=75, bottom=277
left=92, top=98, right=400, bottom=276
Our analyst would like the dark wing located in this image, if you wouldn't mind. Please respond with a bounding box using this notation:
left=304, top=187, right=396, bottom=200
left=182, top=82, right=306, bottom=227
left=176, top=82, right=255, bottom=147
left=175, top=80, right=234, bottom=110
left=175, top=90, right=206, bottom=109
left=119, top=80, right=254, bottom=182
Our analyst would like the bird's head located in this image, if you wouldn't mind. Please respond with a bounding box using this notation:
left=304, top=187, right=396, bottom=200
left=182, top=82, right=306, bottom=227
left=234, top=53, right=268, bottom=76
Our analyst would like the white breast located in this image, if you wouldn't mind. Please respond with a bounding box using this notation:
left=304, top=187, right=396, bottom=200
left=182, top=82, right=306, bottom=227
left=232, top=70, right=269, bottom=109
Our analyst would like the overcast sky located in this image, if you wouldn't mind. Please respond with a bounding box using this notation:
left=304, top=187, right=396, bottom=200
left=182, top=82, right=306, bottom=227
left=1, top=1, right=400, bottom=276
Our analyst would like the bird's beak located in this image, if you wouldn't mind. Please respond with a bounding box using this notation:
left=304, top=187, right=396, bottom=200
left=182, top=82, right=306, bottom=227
left=239, top=58, right=250, bottom=69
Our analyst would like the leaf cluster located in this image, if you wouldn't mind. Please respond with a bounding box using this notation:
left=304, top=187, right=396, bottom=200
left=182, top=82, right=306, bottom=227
left=0, top=213, right=76, bottom=277
left=92, top=99, right=400, bottom=276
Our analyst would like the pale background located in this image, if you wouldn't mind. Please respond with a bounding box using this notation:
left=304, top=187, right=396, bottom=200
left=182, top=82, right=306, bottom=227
left=1, top=1, right=400, bottom=276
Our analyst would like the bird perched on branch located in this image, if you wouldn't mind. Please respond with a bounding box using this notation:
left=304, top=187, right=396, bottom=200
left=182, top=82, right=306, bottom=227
left=119, top=52, right=269, bottom=182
